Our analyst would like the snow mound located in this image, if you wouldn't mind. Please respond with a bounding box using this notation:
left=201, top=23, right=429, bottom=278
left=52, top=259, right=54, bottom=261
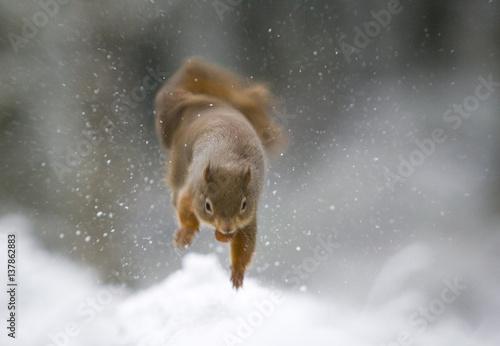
left=85, top=253, right=362, bottom=346
left=108, top=254, right=289, bottom=345
left=80, top=251, right=490, bottom=346
left=1, top=214, right=499, bottom=346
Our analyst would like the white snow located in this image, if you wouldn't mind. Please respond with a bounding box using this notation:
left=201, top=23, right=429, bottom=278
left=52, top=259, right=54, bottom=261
left=1, top=214, right=499, bottom=346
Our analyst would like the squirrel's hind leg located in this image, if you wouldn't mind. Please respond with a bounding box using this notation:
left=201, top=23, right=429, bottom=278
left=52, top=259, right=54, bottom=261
left=230, top=217, right=257, bottom=289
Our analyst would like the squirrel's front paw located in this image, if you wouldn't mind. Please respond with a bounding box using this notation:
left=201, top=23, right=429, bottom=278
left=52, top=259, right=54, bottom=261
left=230, top=267, right=245, bottom=289
left=173, top=227, right=198, bottom=248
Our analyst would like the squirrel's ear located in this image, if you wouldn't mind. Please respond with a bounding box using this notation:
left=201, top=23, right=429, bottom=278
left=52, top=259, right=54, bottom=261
left=203, top=163, right=212, bottom=183
left=243, top=166, right=251, bottom=187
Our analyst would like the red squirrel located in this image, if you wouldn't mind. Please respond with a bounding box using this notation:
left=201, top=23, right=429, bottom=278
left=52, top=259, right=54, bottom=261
left=155, top=57, right=287, bottom=288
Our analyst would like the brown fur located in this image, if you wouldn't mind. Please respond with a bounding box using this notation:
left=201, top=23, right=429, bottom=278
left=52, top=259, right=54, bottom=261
left=155, top=57, right=286, bottom=289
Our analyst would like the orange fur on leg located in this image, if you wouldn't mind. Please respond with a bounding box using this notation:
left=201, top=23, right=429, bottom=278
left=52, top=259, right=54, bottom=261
left=173, top=193, right=200, bottom=248
left=230, top=217, right=257, bottom=289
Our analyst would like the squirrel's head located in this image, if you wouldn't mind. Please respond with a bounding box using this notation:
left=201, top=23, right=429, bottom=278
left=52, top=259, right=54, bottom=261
left=195, top=163, right=255, bottom=235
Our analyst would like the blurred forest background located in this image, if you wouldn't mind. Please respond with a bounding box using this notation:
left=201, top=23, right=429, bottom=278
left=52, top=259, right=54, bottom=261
left=0, top=0, right=499, bottom=298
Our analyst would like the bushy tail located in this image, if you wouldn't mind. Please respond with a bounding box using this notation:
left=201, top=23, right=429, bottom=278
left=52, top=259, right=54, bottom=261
left=155, top=57, right=288, bottom=155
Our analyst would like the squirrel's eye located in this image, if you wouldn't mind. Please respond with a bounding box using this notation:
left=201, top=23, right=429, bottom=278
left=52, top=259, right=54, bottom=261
left=205, top=200, right=212, bottom=212
left=241, top=198, right=247, bottom=211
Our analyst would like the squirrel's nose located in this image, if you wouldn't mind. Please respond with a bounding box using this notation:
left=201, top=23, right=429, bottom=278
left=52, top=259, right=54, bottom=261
left=221, top=221, right=235, bottom=234
left=223, top=227, right=235, bottom=234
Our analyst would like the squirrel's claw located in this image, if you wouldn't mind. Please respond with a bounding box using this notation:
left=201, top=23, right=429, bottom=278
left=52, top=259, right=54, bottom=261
left=173, top=227, right=198, bottom=248
left=230, top=267, right=244, bottom=289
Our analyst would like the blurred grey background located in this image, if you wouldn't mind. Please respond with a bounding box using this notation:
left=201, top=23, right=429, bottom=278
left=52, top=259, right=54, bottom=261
left=0, top=0, right=499, bottom=301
